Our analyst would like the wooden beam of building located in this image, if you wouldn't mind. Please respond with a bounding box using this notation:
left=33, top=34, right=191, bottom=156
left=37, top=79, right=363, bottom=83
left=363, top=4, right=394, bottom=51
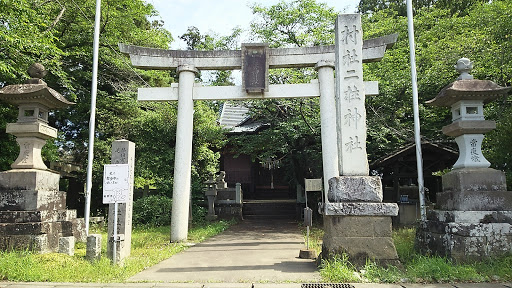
left=138, top=81, right=379, bottom=102
left=119, top=34, right=398, bottom=70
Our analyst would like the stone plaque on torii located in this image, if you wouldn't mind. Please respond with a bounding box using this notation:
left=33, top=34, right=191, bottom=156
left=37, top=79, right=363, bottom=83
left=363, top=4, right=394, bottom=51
left=120, top=14, right=398, bottom=255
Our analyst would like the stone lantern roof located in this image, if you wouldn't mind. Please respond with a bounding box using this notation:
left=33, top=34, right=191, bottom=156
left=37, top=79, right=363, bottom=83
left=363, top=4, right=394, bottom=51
left=426, top=58, right=511, bottom=107
left=426, top=80, right=511, bottom=107
left=0, top=84, right=74, bottom=108
left=0, top=63, right=74, bottom=109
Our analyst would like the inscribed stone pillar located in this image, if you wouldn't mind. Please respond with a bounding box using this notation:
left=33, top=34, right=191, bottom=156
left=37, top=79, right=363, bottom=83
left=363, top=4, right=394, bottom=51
left=335, top=14, right=369, bottom=176
left=322, top=14, right=399, bottom=266
left=107, top=139, right=135, bottom=264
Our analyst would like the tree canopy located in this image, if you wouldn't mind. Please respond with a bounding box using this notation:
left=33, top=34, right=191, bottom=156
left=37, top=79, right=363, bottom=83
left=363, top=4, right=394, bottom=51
left=0, top=0, right=225, bottom=213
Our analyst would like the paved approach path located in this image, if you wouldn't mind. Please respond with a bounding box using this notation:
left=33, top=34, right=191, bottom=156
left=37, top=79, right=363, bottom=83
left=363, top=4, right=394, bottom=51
left=128, top=218, right=321, bottom=283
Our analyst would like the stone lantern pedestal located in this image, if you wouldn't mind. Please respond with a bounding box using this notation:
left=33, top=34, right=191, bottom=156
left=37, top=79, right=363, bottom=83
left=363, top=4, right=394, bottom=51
left=416, top=58, right=512, bottom=261
left=0, top=63, right=86, bottom=252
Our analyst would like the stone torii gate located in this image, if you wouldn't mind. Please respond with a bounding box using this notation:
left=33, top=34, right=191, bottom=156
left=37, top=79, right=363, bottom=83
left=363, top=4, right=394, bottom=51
left=120, top=14, right=397, bottom=243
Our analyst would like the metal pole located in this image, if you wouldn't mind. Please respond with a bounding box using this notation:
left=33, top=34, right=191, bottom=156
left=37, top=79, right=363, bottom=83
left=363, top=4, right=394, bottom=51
left=306, top=226, right=310, bottom=250
left=113, top=202, right=118, bottom=265
left=406, top=0, right=427, bottom=221
left=84, top=0, right=102, bottom=235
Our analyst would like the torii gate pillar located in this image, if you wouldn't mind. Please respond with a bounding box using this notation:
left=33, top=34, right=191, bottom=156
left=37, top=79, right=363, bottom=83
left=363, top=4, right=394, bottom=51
left=171, top=65, right=198, bottom=242
left=316, top=61, right=339, bottom=192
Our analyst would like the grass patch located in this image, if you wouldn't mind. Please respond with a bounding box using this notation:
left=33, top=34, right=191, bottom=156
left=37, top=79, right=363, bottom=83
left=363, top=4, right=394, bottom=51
left=319, top=254, right=360, bottom=282
left=319, top=226, right=512, bottom=284
left=0, top=219, right=234, bottom=282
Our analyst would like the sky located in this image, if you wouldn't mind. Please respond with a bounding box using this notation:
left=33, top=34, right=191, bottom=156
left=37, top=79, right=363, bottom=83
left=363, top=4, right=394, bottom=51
left=146, top=0, right=360, bottom=49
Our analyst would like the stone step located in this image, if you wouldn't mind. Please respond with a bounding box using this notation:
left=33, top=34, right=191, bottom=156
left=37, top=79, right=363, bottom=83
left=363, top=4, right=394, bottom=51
left=0, top=209, right=77, bottom=223
left=243, top=214, right=296, bottom=220
left=254, top=187, right=292, bottom=200
left=243, top=200, right=297, bottom=219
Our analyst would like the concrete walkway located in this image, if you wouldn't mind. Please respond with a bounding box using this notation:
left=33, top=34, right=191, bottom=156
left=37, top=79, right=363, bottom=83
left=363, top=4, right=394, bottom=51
left=129, top=218, right=321, bottom=283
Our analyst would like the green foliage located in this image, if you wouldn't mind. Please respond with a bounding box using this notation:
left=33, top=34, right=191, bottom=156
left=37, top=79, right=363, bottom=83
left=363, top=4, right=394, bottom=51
left=362, top=0, right=512, bottom=161
left=406, top=255, right=485, bottom=283
left=229, top=97, right=324, bottom=186
left=357, top=0, right=488, bottom=16
left=227, top=0, right=340, bottom=187
left=361, top=261, right=403, bottom=283
left=132, top=194, right=209, bottom=227
left=132, top=195, right=172, bottom=226
left=392, top=227, right=416, bottom=262
left=302, top=225, right=323, bottom=254
left=0, top=0, right=173, bottom=196
left=0, top=220, right=233, bottom=282
left=0, top=103, right=17, bottom=170
left=250, top=0, right=337, bottom=47
left=320, top=254, right=360, bottom=282
left=190, top=205, right=208, bottom=226
left=474, top=254, right=512, bottom=281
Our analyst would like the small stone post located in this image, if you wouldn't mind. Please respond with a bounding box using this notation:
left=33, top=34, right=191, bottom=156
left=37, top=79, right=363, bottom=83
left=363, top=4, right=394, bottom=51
left=107, top=140, right=135, bottom=264
left=235, top=183, right=242, bottom=205
left=86, top=234, right=102, bottom=261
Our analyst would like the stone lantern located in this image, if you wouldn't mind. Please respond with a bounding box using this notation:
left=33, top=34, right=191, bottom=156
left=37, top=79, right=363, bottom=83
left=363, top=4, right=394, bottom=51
left=0, top=63, right=84, bottom=253
left=416, top=58, right=512, bottom=261
left=204, top=175, right=218, bottom=221
left=0, top=63, right=74, bottom=170
left=426, top=58, right=509, bottom=169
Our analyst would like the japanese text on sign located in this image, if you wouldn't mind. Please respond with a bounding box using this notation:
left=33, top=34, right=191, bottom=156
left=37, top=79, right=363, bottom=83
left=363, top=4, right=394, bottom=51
left=103, top=164, right=130, bottom=204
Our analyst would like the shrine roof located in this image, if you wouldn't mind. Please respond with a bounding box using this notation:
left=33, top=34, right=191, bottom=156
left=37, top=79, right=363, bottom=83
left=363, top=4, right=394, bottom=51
left=219, top=102, right=267, bottom=133
left=370, top=141, right=458, bottom=170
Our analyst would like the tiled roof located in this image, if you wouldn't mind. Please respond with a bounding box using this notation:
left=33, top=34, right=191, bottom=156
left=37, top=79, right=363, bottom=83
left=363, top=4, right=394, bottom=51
left=219, top=102, right=250, bottom=128
left=219, top=102, right=267, bottom=133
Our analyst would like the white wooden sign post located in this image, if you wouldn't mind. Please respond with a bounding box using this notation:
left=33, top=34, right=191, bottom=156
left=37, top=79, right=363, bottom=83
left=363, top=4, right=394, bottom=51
left=103, top=163, right=129, bottom=265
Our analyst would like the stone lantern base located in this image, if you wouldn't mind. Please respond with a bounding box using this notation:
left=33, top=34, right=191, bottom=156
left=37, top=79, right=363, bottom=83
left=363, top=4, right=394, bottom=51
left=416, top=168, right=512, bottom=261
left=0, top=169, right=86, bottom=253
